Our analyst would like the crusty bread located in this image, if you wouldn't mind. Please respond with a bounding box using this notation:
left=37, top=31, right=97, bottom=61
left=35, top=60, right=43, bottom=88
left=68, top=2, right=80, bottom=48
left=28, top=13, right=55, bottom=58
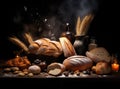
left=59, top=37, right=76, bottom=57
left=86, top=47, right=111, bottom=63
left=49, top=40, right=63, bottom=53
left=63, top=55, right=93, bottom=71
left=29, top=38, right=63, bottom=57
left=47, top=62, right=65, bottom=76
left=92, top=61, right=111, bottom=74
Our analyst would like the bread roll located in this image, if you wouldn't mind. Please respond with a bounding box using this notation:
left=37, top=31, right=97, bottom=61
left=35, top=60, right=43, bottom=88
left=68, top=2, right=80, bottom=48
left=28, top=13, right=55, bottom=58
left=59, top=37, right=76, bottom=57
left=63, top=55, right=93, bottom=71
left=28, top=65, right=41, bottom=75
left=92, top=61, right=111, bottom=75
left=86, top=47, right=111, bottom=63
left=47, top=62, right=65, bottom=76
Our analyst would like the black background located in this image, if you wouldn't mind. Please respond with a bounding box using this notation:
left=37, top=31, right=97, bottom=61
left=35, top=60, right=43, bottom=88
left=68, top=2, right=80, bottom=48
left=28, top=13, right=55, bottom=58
left=1, top=0, right=120, bottom=60
left=1, top=0, right=120, bottom=86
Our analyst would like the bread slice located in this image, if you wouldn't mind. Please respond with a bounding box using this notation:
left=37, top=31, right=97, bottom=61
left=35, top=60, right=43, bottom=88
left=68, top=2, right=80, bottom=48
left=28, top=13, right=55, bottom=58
left=86, top=47, right=111, bottom=63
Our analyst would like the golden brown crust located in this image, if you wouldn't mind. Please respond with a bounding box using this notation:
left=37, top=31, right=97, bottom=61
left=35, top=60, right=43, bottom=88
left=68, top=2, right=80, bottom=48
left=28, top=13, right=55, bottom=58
left=5, top=56, right=31, bottom=69
left=63, top=55, right=93, bottom=71
left=59, top=37, right=76, bottom=57
left=31, top=38, right=63, bottom=57
left=49, top=41, right=63, bottom=53
left=91, top=61, right=111, bottom=74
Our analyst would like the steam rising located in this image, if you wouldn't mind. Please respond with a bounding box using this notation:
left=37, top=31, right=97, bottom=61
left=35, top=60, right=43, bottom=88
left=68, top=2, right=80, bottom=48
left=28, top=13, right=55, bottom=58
left=14, top=0, right=99, bottom=41
left=58, top=0, right=98, bottom=22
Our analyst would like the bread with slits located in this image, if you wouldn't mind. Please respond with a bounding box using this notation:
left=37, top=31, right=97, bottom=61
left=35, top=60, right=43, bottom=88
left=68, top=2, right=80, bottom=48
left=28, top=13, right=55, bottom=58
left=63, top=55, right=93, bottom=71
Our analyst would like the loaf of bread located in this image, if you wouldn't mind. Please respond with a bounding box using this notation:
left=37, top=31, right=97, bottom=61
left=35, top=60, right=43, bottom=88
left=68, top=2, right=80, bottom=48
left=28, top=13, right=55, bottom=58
left=29, top=38, right=63, bottom=58
left=28, top=65, right=41, bottom=75
left=47, top=62, right=65, bottom=76
left=63, top=55, right=93, bottom=71
left=59, top=37, right=76, bottom=57
left=86, top=47, right=111, bottom=63
left=92, top=61, right=111, bottom=75
left=10, top=34, right=76, bottom=58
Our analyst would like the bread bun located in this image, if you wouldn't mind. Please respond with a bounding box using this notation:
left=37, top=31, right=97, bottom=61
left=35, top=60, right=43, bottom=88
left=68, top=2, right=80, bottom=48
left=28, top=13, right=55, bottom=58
left=28, top=65, right=41, bottom=75
left=47, top=62, right=65, bottom=76
left=63, top=55, right=93, bottom=71
left=86, top=47, right=111, bottom=63
left=92, top=61, right=111, bottom=74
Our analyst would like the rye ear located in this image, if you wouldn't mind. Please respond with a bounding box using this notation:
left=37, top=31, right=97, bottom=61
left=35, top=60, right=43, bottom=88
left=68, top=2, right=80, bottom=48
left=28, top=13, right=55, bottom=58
left=9, top=36, right=29, bottom=52
left=24, top=33, right=34, bottom=45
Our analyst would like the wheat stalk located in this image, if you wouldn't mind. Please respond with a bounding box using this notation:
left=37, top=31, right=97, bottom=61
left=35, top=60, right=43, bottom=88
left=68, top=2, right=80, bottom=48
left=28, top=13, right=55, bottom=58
left=79, top=14, right=94, bottom=36
left=76, top=16, right=81, bottom=36
left=9, top=37, right=29, bottom=52
left=82, top=14, right=94, bottom=35
left=24, top=33, right=34, bottom=45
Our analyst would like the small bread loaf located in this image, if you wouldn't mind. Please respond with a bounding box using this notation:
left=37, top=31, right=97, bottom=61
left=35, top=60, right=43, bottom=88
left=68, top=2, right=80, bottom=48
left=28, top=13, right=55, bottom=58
left=86, top=47, right=111, bottom=63
left=28, top=65, right=41, bottom=75
left=47, top=62, right=65, bottom=76
left=59, top=37, right=76, bottom=57
left=63, top=55, right=93, bottom=71
left=92, top=61, right=111, bottom=75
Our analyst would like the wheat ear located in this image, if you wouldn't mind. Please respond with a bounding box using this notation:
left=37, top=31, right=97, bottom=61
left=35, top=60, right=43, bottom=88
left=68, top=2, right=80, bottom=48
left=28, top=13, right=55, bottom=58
left=9, top=37, right=29, bottom=52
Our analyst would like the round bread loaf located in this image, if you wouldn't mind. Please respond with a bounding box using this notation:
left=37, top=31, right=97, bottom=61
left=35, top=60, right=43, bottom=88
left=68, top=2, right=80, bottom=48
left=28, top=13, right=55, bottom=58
left=92, top=61, right=111, bottom=74
left=63, top=55, right=93, bottom=71
left=28, top=65, right=41, bottom=75
left=47, top=62, right=65, bottom=76
left=86, top=47, right=111, bottom=63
